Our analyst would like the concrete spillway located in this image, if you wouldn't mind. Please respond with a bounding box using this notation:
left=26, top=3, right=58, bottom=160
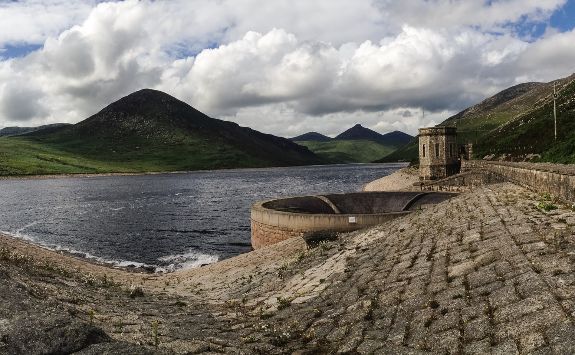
left=250, top=191, right=457, bottom=249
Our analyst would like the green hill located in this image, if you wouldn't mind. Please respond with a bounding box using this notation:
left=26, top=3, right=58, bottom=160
left=379, top=73, right=575, bottom=163
left=295, top=140, right=396, bottom=163
left=374, top=137, right=419, bottom=164
left=293, top=125, right=413, bottom=163
left=0, top=89, right=324, bottom=176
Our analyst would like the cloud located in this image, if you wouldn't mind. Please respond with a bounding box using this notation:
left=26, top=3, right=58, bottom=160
left=0, top=0, right=98, bottom=46
left=0, top=0, right=573, bottom=137
left=374, top=0, right=566, bottom=32
left=170, top=29, right=340, bottom=113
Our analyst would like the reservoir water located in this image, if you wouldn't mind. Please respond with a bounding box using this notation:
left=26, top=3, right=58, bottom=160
left=0, top=163, right=405, bottom=271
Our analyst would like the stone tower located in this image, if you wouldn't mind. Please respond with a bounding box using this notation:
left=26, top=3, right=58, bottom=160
left=419, top=127, right=459, bottom=180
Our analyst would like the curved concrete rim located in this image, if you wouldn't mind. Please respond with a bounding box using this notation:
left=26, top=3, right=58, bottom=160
left=252, top=191, right=459, bottom=217
left=251, top=200, right=412, bottom=218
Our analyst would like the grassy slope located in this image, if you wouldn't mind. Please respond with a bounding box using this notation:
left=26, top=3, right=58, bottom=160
left=378, top=74, right=575, bottom=163
left=0, top=134, right=271, bottom=176
left=468, top=77, right=575, bottom=159
left=296, top=140, right=395, bottom=163
left=374, top=138, right=419, bottom=163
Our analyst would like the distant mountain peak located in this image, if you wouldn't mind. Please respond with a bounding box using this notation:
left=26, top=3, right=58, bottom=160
left=335, top=124, right=383, bottom=141
left=291, top=132, right=332, bottom=142
left=335, top=124, right=412, bottom=148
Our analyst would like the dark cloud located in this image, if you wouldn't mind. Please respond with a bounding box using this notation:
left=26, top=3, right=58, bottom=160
left=0, top=84, right=46, bottom=121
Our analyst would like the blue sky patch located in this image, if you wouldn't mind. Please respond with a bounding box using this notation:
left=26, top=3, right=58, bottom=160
left=550, top=0, right=575, bottom=32
left=0, top=43, right=42, bottom=59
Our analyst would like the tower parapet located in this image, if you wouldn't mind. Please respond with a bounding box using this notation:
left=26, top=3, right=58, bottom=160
left=419, top=127, right=459, bottom=180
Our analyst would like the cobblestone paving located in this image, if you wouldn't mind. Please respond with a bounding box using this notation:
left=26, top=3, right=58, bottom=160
left=4, top=182, right=575, bottom=354
left=225, top=183, right=575, bottom=353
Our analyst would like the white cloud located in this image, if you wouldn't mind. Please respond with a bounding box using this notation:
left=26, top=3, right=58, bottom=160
left=0, top=0, right=573, bottom=137
left=375, top=0, right=566, bottom=32
left=0, top=0, right=97, bottom=46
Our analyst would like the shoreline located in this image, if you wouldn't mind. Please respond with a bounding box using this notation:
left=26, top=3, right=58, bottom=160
left=0, top=161, right=405, bottom=181
left=0, top=169, right=210, bottom=181
left=0, top=162, right=408, bottom=275
left=0, top=227, right=307, bottom=292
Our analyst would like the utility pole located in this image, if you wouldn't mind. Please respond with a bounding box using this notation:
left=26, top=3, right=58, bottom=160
left=554, top=82, right=558, bottom=140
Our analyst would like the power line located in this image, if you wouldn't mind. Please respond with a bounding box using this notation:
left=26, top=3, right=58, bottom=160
left=554, top=82, right=558, bottom=141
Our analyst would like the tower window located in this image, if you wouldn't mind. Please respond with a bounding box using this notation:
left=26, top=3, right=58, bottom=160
left=435, top=143, right=440, bottom=158
left=422, top=144, right=426, bottom=157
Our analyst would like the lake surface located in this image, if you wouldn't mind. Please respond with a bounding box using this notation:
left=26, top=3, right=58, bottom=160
left=0, top=163, right=405, bottom=271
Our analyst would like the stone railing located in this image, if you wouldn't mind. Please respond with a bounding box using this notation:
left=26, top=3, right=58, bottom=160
left=419, top=169, right=506, bottom=192
left=463, top=160, right=575, bottom=203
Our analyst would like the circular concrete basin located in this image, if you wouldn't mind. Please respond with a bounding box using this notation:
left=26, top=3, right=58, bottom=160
left=250, top=191, right=457, bottom=249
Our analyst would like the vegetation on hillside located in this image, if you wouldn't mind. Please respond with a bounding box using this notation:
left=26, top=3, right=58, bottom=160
left=374, top=137, right=419, bottom=164
left=0, top=89, right=324, bottom=176
left=0, top=135, right=273, bottom=176
left=296, top=140, right=395, bottom=163
left=381, top=73, right=575, bottom=163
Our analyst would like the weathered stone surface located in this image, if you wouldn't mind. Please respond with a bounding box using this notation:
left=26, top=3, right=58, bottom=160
left=1, top=313, right=109, bottom=354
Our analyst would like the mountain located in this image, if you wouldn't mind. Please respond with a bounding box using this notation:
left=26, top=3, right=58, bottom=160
left=293, top=124, right=413, bottom=163
left=441, top=73, right=575, bottom=160
left=335, top=124, right=412, bottom=147
left=290, top=132, right=332, bottom=142
left=379, top=73, right=575, bottom=163
left=335, top=124, right=386, bottom=142
left=0, top=123, right=71, bottom=137
left=0, top=89, right=324, bottom=175
left=447, top=82, right=544, bottom=123
left=379, top=130, right=413, bottom=148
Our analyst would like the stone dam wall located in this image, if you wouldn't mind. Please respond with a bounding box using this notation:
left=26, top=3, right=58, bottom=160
left=463, top=160, right=575, bottom=203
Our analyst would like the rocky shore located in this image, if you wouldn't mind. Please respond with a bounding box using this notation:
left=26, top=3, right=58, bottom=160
left=363, top=166, right=419, bottom=191
left=3, top=178, right=575, bottom=353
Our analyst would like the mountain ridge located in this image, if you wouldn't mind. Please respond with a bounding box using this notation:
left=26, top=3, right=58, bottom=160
left=0, top=89, right=324, bottom=175
left=0, top=123, right=71, bottom=137
left=293, top=125, right=413, bottom=163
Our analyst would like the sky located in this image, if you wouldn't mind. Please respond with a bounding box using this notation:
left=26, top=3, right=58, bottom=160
left=0, top=0, right=574, bottom=137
